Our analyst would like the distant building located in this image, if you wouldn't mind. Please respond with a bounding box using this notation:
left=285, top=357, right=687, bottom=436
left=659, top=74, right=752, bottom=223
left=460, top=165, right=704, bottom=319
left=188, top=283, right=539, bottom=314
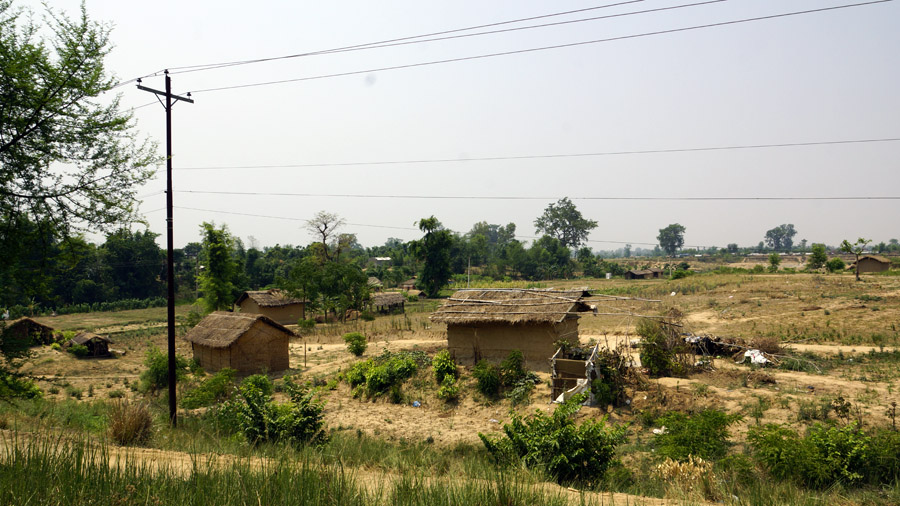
left=67, top=332, right=111, bottom=358
left=183, top=312, right=293, bottom=374
left=367, top=277, right=383, bottom=292
left=399, top=278, right=417, bottom=291
left=624, top=269, right=663, bottom=280
left=2, top=317, right=55, bottom=347
left=430, top=288, right=595, bottom=366
left=850, top=255, right=892, bottom=274
left=371, top=292, right=405, bottom=314
left=368, top=257, right=392, bottom=267
left=234, top=289, right=306, bottom=325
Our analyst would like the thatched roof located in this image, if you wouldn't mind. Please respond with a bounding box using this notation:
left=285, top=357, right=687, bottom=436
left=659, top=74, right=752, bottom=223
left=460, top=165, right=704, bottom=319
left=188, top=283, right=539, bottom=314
left=235, top=289, right=304, bottom=308
left=855, top=255, right=891, bottom=265
left=430, top=289, right=595, bottom=325
left=367, top=277, right=383, bottom=287
left=373, top=292, right=405, bottom=306
left=625, top=269, right=654, bottom=276
left=182, top=312, right=294, bottom=349
left=6, top=317, right=54, bottom=332
left=71, top=331, right=111, bottom=345
left=400, top=278, right=417, bottom=286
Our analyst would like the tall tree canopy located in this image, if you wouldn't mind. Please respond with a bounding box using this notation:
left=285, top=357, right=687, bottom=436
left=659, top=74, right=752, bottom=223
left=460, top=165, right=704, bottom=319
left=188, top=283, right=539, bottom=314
left=533, top=197, right=597, bottom=249
left=0, top=1, right=156, bottom=235
left=411, top=216, right=453, bottom=298
left=764, top=224, right=797, bottom=252
left=657, top=224, right=686, bottom=257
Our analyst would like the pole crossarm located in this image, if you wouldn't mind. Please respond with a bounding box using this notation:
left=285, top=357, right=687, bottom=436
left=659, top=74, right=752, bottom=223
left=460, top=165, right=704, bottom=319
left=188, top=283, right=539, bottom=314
left=136, top=84, right=194, bottom=104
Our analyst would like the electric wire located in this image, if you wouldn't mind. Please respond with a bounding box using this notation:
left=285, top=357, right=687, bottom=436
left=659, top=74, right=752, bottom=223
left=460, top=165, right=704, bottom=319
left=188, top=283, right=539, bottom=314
left=176, top=136, right=900, bottom=171
left=187, top=1, right=892, bottom=94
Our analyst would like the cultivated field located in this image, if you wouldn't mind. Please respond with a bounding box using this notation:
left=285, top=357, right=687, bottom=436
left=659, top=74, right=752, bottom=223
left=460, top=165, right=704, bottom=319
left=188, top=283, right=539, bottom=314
left=2, top=270, right=899, bottom=505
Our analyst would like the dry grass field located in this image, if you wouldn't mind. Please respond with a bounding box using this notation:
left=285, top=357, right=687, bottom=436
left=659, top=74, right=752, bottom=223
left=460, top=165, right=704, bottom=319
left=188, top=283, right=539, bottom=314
left=4, top=269, right=900, bottom=505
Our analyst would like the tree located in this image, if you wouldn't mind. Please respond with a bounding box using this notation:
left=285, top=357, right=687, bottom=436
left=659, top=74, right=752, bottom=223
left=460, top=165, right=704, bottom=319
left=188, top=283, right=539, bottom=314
left=100, top=229, right=164, bottom=300
left=0, top=1, right=156, bottom=236
left=534, top=197, right=597, bottom=249
left=305, top=211, right=345, bottom=261
left=410, top=216, right=453, bottom=298
left=841, top=238, right=871, bottom=281
left=808, top=244, right=828, bottom=271
left=657, top=224, right=686, bottom=257
left=764, top=224, right=797, bottom=252
left=198, top=222, right=239, bottom=312
left=768, top=252, right=781, bottom=273
left=726, top=243, right=739, bottom=254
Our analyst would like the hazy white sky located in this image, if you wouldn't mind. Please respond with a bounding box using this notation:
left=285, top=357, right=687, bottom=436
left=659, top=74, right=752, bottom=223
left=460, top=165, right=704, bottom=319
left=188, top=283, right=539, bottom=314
left=42, top=0, right=900, bottom=250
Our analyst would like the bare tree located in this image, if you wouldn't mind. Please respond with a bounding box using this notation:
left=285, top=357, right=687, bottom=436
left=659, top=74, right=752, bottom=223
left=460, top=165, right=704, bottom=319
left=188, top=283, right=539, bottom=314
left=305, top=211, right=345, bottom=261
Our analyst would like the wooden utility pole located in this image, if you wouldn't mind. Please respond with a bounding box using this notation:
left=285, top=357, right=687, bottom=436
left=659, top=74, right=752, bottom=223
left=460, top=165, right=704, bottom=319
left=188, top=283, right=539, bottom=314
left=137, top=70, right=193, bottom=427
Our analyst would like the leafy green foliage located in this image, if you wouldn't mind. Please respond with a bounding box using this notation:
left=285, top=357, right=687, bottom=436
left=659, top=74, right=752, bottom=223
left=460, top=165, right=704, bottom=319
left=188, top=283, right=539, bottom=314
left=436, top=375, right=460, bottom=402
left=410, top=216, right=454, bottom=298
left=653, top=409, right=742, bottom=461
left=826, top=257, right=846, bottom=273
left=0, top=369, right=42, bottom=400
left=808, top=243, right=828, bottom=270
left=479, top=393, right=626, bottom=485
left=657, top=224, right=686, bottom=256
left=533, top=197, right=597, bottom=249
left=342, top=332, right=367, bottom=356
left=842, top=237, right=872, bottom=281
left=344, top=350, right=426, bottom=399
left=180, top=369, right=236, bottom=409
left=499, top=350, right=527, bottom=386
left=198, top=222, right=240, bottom=313
left=637, top=319, right=690, bottom=378
left=747, top=422, right=899, bottom=487
left=221, top=375, right=328, bottom=446
left=138, top=346, right=189, bottom=393
left=67, top=344, right=89, bottom=357
left=472, top=360, right=501, bottom=398
left=765, top=224, right=797, bottom=251
left=431, top=350, right=458, bottom=384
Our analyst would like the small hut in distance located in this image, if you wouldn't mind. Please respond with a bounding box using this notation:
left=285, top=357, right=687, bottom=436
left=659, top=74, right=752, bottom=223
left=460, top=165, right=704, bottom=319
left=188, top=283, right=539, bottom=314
left=430, top=288, right=596, bottom=366
left=234, top=289, right=306, bottom=325
left=2, top=317, right=55, bottom=348
left=182, top=312, right=293, bottom=374
left=371, top=292, right=405, bottom=314
left=68, top=332, right=112, bottom=358
left=850, top=255, right=892, bottom=274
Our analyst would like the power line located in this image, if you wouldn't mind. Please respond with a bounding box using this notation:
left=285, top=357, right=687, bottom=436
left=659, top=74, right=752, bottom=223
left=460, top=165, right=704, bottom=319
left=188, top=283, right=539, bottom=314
left=166, top=0, right=647, bottom=74
left=176, top=190, right=900, bottom=201
left=188, top=1, right=891, bottom=94
left=177, top=136, right=900, bottom=171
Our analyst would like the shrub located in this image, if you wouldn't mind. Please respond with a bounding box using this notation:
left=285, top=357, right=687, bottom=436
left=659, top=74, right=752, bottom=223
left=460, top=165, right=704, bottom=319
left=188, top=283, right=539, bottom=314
left=437, top=375, right=459, bottom=401
left=49, top=342, right=61, bottom=351
left=826, top=257, right=846, bottom=273
left=506, top=378, right=536, bottom=406
left=345, top=350, right=424, bottom=399
left=221, top=375, right=328, bottom=446
left=342, top=332, right=367, bottom=356
left=184, top=309, right=203, bottom=329
left=472, top=360, right=501, bottom=398
left=108, top=400, right=153, bottom=446
left=296, top=318, right=316, bottom=332
left=431, top=350, right=458, bottom=384
left=0, top=369, right=42, bottom=400
left=638, top=318, right=690, bottom=378
left=479, top=393, right=626, bottom=485
left=108, top=389, right=125, bottom=399
left=180, top=368, right=236, bottom=409
left=653, top=409, right=742, bottom=461
left=499, top=350, right=527, bottom=386
left=671, top=269, right=691, bottom=280
left=345, top=359, right=373, bottom=387
left=138, top=346, right=189, bottom=393
left=68, top=344, right=89, bottom=357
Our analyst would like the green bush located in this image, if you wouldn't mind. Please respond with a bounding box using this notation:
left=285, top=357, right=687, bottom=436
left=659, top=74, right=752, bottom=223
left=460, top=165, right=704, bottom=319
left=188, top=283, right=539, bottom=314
left=0, top=369, right=42, bottom=399
left=221, top=375, right=328, bottom=447
left=437, top=375, right=460, bottom=401
left=826, top=257, right=846, bottom=273
left=68, top=344, right=89, bottom=357
left=653, top=409, right=742, bottom=461
left=342, top=332, right=367, bottom=356
left=180, top=368, right=236, bottom=409
left=344, top=350, right=425, bottom=399
left=638, top=319, right=675, bottom=377
left=472, top=360, right=501, bottom=398
left=345, top=359, right=373, bottom=387
left=748, top=422, right=897, bottom=487
left=296, top=318, right=316, bottom=332
left=499, top=350, right=527, bottom=386
left=671, top=269, right=691, bottom=279
left=138, top=346, right=189, bottom=393
left=479, top=393, right=626, bottom=485
left=49, top=342, right=61, bottom=351
left=184, top=309, right=203, bottom=329
left=506, top=378, right=536, bottom=406
left=431, top=350, right=457, bottom=384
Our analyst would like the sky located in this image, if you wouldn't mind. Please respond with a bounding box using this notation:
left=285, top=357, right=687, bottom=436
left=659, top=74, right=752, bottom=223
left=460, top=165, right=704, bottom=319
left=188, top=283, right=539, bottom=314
left=35, top=0, right=900, bottom=251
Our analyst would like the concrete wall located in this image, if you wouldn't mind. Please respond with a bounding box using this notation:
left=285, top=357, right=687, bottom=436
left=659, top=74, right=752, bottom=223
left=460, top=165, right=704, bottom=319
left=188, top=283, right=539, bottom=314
left=447, top=318, right=579, bottom=367
left=238, top=299, right=305, bottom=325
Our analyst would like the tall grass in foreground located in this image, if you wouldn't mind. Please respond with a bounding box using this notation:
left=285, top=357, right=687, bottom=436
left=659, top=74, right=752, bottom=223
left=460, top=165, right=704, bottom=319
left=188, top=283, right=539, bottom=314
left=0, top=432, right=581, bottom=506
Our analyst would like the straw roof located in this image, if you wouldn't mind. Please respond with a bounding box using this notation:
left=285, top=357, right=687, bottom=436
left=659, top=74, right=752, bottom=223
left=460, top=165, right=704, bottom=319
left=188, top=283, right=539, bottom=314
left=234, top=289, right=304, bottom=308
left=367, top=277, right=383, bottom=287
left=373, top=292, right=405, bottom=306
left=6, top=317, right=54, bottom=332
left=183, top=312, right=294, bottom=349
left=430, top=288, right=595, bottom=325
left=855, top=255, right=891, bottom=265
left=71, top=331, right=110, bottom=345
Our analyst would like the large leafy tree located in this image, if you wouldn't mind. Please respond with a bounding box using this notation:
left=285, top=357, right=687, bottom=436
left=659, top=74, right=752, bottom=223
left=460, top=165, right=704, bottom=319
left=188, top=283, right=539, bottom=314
left=764, top=224, right=797, bottom=252
left=100, top=229, right=164, bottom=300
left=198, top=222, right=240, bottom=312
left=0, top=1, right=156, bottom=235
left=534, top=197, right=597, bottom=249
left=657, top=223, right=686, bottom=257
left=411, top=216, right=453, bottom=297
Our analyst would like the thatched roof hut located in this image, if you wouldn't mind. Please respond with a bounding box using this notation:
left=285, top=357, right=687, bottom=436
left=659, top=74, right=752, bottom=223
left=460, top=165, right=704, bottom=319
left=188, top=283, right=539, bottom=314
left=183, top=312, right=293, bottom=374
left=234, top=289, right=306, bottom=325
left=1, top=317, right=55, bottom=351
left=67, top=331, right=111, bottom=358
left=430, top=289, right=595, bottom=365
left=399, top=278, right=417, bottom=291
left=850, top=255, right=892, bottom=273
left=624, top=269, right=662, bottom=280
left=372, top=292, right=405, bottom=314
left=367, top=277, right=383, bottom=291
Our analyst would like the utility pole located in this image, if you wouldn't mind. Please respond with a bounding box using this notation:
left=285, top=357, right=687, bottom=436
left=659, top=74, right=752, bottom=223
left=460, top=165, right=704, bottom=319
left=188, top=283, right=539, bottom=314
left=137, top=70, right=193, bottom=427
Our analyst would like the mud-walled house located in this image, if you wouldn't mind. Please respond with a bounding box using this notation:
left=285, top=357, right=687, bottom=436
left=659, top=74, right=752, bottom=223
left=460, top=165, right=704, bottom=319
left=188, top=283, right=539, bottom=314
left=183, top=312, right=293, bottom=374
left=234, top=289, right=306, bottom=325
